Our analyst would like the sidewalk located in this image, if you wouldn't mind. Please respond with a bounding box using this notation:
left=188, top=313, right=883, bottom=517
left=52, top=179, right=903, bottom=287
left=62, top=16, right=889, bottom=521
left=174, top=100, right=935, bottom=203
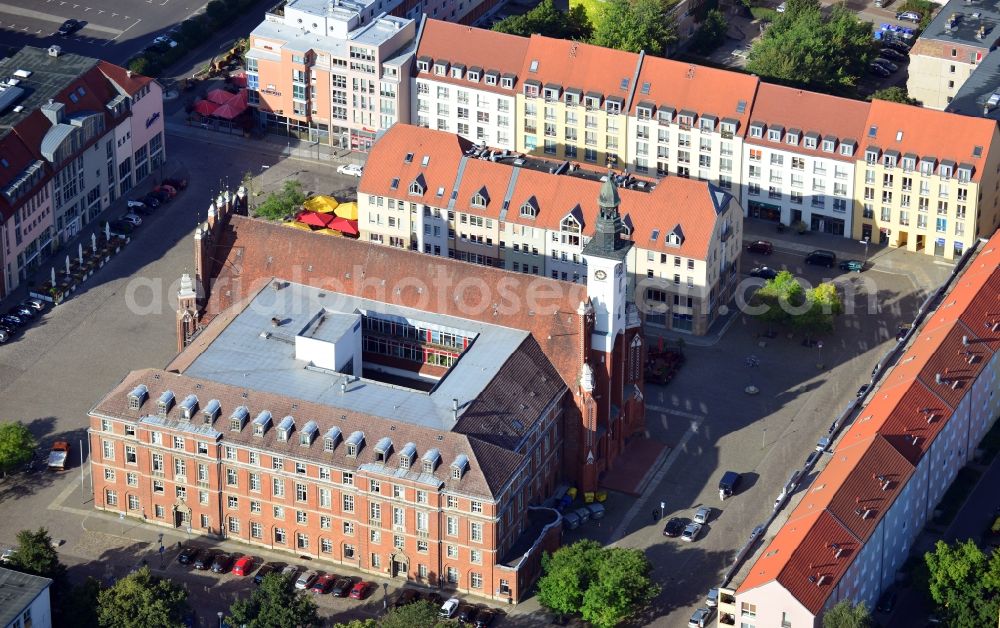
left=165, top=120, right=361, bottom=166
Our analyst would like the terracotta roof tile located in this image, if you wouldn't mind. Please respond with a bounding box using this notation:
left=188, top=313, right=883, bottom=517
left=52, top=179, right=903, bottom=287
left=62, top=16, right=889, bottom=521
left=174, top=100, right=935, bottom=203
left=519, top=36, right=641, bottom=99
left=96, top=60, right=154, bottom=95
left=415, top=19, right=529, bottom=95
left=94, top=369, right=523, bottom=498
left=863, top=100, right=997, bottom=182
left=747, top=83, right=870, bottom=161
left=631, top=56, right=759, bottom=134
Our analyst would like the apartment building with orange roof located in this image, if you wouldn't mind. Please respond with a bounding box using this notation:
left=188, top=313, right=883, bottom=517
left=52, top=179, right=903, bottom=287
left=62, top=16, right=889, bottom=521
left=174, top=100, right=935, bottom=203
left=411, top=19, right=528, bottom=150
left=357, top=124, right=743, bottom=335
left=719, top=231, right=1000, bottom=627
left=742, top=84, right=870, bottom=237
left=626, top=55, right=759, bottom=203
left=851, top=100, right=1000, bottom=259
left=514, top=37, right=642, bottom=168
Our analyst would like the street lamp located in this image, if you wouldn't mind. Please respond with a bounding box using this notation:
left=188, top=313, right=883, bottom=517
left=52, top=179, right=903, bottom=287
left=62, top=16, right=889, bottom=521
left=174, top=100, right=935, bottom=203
left=382, top=582, right=389, bottom=613
left=860, top=237, right=870, bottom=268
left=217, top=611, right=224, bottom=628
left=816, top=340, right=824, bottom=370
left=744, top=354, right=760, bottom=395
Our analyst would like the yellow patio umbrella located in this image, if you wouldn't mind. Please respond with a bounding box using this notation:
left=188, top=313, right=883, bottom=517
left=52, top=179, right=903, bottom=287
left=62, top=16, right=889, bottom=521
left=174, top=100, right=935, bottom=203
left=303, top=195, right=339, bottom=213
left=334, top=201, right=358, bottom=220
left=316, top=228, right=343, bottom=237
left=284, top=221, right=314, bottom=231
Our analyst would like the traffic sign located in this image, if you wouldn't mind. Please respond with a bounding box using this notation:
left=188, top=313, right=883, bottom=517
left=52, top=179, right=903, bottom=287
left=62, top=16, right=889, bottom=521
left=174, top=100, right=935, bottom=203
left=119, top=512, right=125, bottom=520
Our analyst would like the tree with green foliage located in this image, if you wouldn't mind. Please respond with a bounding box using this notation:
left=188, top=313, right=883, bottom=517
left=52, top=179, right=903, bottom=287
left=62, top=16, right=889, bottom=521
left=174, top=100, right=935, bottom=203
left=205, top=0, right=229, bottom=25
left=228, top=573, right=319, bottom=628
left=126, top=57, right=152, bottom=77
left=794, top=282, right=843, bottom=341
left=750, top=270, right=804, bottom=334
left=62, top=577, right=103, bottom=628
left=591, top=0, right=678, bottom=56
left=924, top=539, right=1000, bottom=627
left=822, top=599, right=871, bottom=628
left=177, top=18, right=206, bottom=47
left=381, top=600, right=457, bottom=628
left=493, top=0, right=593, bottom=40
left=746, top=0, right=872, bottom=92
left=580, top=547, right=659, bottom=628
left=537, top=540, right=658, bottom=627
left=0, top=421, right=36, bottom=477
left=690, top=9, right=729, bottom=54
left=331, top=620, right=378, bottom=628
left=96, top=566, right=189, bottom=628
left=8, top=528, right=66, bottom=582
left=869, top=86, right=919, bottom=105
left=253, top=180, right=307, bottom=221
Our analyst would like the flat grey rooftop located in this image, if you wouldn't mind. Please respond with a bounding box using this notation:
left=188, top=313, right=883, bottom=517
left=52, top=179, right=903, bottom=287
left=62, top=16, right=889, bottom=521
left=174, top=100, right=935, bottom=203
left=183, top=281, right=529, bottom=431
left=918, top=0, right=1000, bottom=45
left=946, top=47, right=1000, bottom=119
left=0, top=46, right=97, bottom=131
left=0, top=567, right=50, bottom=627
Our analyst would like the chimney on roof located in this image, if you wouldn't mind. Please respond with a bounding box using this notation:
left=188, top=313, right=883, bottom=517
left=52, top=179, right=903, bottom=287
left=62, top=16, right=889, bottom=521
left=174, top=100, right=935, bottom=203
left=127, top=69, right=132, bottom=78
left=962, top=335, right=969, bottom=346
left=935, top=373, right=944, bottom=385
left=47, top=45, right=61, bottom=57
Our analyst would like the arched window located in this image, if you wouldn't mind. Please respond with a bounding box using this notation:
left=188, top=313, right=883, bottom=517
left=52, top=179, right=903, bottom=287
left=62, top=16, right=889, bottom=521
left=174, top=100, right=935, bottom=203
left=628, top=335, right=643, bottom=382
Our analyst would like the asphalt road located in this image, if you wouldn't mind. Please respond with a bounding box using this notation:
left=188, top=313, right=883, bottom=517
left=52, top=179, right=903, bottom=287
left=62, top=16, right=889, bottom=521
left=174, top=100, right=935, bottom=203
left=0, top=0, right=264, bottom=65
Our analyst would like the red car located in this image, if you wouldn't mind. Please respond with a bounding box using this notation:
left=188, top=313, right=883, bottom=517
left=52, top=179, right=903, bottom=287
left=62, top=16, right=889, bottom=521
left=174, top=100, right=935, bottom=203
left=349, top=581, right=373, bottom=599
left=311, top=573, right=336, bottom=594
left=153, top=184, right=177, bottom=198
left=232, top=555, right=254, bottom=576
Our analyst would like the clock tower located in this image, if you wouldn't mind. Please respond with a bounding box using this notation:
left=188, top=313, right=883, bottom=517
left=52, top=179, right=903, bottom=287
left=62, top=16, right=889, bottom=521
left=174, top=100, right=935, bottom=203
left=582, top=175, right=633, bottom=353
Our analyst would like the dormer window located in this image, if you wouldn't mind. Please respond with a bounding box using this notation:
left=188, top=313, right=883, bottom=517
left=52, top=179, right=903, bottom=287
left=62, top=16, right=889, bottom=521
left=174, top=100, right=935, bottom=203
left=471, top=190, right=488, bottom=208
left=374, top=437, right=393, bottom=462
left=299, top=420, right=318, bottom=447
left=839, top=143, right=854, bottom=157
left=230, top=406, right=250, bottom=432
left=500, top=76, right=513, bottom=89
left=323, top=427, right=342, bottom=452
left=585, top=96, right=600, bottom=110
left=252, top=410, right=271, bottom=436
left=804, top=135, right=818, bottom=149
left=637, top=105, right=652, bottom=120
left=422, top=448, right=441, bottom=473
left=667, top=233, right=682, bottom=246
left=699, top=118, right=714, bottom=132
left=768, top=129, right=781, bottom=142
left=957, top=166, right=972, bottom=182
left=865, top=148, right=879, bottom=164
left=416, top=59, right=429, bottom=72
left=346, top=431, right=365, bottom=457
left=485, top=73, right=498, bottom=86
left=434, top=62, right=447, bottom=76
left=450, top=454, right=469, bottom=480
left=399, top=443, right=416, bottom=470
left=920, top=159, right=935, bottom=175
left=127, top=385, right=148, bottom=410
left=882, top=155, right=897, bottom=168
left=468, top=70, right=480, bottom=82
left=749, top=124, right=763, bottom=138
left=520, top=196, right=538, bottom=218
left=179, top=394, right=198, bottom=420
left=157, top=391, right=175, bottom=418
left=451, top=66, right=463, bottom=79
left=276, top=415, right=295, bottom=442
left=822, top=139, right=836, bottom=153
left=202, top=399, right=221, bottom=424
left=940, top=164, right=953, bottom=179
left=786, top=132, right=799, bottom=146
left=409, top=175, right=425, bottom=196
left=606, top=101, right=622, bottom=115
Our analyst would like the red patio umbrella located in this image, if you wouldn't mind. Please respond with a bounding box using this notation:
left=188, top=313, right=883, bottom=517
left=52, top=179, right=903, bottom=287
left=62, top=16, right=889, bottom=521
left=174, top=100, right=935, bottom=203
left=329, top=216, right=359, bottom=236
left=193, top=100, right=219, bottom=116
left=212, top=91, right=249, bottom=120
left=229, top=71, right=247, bottom=88
left=206, top=88, right=235, bottom=105
left=296, top=211, right=334, bottom=228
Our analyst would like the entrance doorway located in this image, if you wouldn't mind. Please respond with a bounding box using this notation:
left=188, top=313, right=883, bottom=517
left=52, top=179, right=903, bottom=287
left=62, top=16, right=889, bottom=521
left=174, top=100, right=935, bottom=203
left=173, top=506, right=191, bottom=529
left=391, top=557, right=408, bottom=577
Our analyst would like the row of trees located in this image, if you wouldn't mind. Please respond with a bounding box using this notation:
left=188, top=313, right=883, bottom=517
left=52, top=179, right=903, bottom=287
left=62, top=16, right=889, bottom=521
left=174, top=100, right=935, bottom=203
left=493, top=0, right=679, bottom=57
left=750, top=270, right=843, bottom=339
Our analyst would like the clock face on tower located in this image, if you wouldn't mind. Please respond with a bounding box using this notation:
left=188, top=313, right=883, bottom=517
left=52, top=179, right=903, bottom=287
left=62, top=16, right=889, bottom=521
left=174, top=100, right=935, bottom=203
left=594, top=270, right=607, bottom=280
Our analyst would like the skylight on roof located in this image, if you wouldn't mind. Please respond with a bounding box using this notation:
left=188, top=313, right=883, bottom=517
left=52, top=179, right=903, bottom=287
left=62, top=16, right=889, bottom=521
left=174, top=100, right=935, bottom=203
left=974, top=145, right=984, bottom=157
left=896, top=130, right=903, bottom=141
left=640, top=82, right=650, bottom=95
left=868, top=125, right=878, bottom=138
left=737, top=100, right=747, bottom=114
left=436, top=186, right=445, bottom=197
left=619, top=78, right=629, bottom=91
left=421, top=155, right=429, bottom=166
left=390, top=178, right=399, bottom=190
left=650, top=229, right=660, bottom=241
left=404, top=152, right=413, bottom=163
left=529, top=60, right=538, bottom=72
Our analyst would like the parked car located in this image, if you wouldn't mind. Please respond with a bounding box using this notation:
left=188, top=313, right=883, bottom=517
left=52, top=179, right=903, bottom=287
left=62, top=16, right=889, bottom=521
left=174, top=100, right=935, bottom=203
left=681, top=522, right=703, bottom=542
left=20, top=298, right=45, bottom=312
left=161, top=177, right=188, bottom=190
left=804, top=249, right=837, bottom=267
left=150, top=189, right=171, bottom=203
left=210, top=552, right=234, bottom=574
left=874, top=58, right=900, bottom=72
left=693, top=506, right=713, bottom=525
left=457, top=603, right=481, bottom=623
left=126, top=199, right=145, bottom=209
left=857, top=383, right=870, bottom=398
left=109, top=220, right=134, bottom=235
left=0, top=329, right=9, bottom=344
left=895, top=322, right=913, bottom=341
left=689, top=607, right=715, bottom=628
left=58, top=19, right=83, bottom=36
left=1, top=314, right=26, bottom=329
left=440, top=598, right=461, bottom=618
left=395, top=588, right=421, bottom=607
left=153, top=184, right=177, bottom=198
left=310, top=573, right=335, bottom=594
left=295, top=570, right=319, bottom=590
left=869, top=63, right=892, bottom=78
left=120, top=213, right=142, bottom=227
left=232, top=555, right=254, bottom=576
left=884, top=37, right=911, bottom=52
left=9, top=306, right=34, bottom=320
left=349, top=581, right=373, bottom=599
left=706, top=588, right=719, bottom=608
left=839, top=259, right=864, bottom=272
left=142, top=194, right=161, bottom=208
left=330, top=576, right=353, bottom=597
left=750, top=266, right=779, bottom=280
left=337, top=163, right=364, bottom=177
left=475, top=608, right=497, bottom=627
left=749, top=524, right=766, bottom=543
left=151, top=35, right=178, bottom=49
left=176, top=546, right=199, bottom=565
left=746, top=240, right=773, bottom=255
left=0, top=548, right=14, bottom=563
left=719, top=471, right=742, bottom=499
left=192, top=549, right=216, bottom=570
left=0, top=320, right=18, bottom=336
left=663, top=517, right=687, bottom=538
left=880, top=48, right=907, bottom=62
left=896, top=10, right=921, bottom=22
left=253, top=562, right=282, bottom=585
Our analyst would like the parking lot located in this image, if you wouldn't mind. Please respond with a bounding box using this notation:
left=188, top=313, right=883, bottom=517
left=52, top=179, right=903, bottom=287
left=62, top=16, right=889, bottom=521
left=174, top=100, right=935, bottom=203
left=0, top=0, right=263, bottom=64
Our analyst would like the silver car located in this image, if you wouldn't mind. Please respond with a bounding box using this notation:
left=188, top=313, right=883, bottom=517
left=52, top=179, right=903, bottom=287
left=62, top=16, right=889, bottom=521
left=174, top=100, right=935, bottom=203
left=693, top=506, right=712, bottom=525
left=681, top=522, right=703, bottom=542
left=689, top=607, right=714, bottom=628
